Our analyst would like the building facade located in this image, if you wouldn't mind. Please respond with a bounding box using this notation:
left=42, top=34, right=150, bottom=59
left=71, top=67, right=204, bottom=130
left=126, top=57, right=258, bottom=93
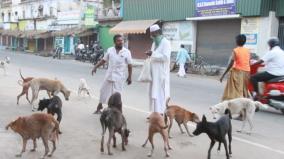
left=0, top=0, right=100, bottom=55
left=120, top=0, right=283, bottom=66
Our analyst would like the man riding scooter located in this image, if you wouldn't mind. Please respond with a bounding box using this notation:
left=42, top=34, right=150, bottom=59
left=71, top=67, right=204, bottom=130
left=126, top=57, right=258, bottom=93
left=250, top=37, right=284, bottom=100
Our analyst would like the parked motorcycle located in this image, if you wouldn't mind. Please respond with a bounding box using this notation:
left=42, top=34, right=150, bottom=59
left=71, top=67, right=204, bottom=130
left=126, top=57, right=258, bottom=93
left=53, top=46, right=62, bottom=59
left=248, top=63, right=284, bottom=114
left=91, top=46, right=104, bottom=65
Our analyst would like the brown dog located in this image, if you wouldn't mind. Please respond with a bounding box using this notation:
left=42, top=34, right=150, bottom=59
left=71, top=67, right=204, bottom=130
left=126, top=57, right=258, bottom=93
left=6, top=113, right=60, bottom=159
left=26, top=78, right=71, bottom=110
left=17, top=70, right=51, bottom=105
left=142, top=112, right=171, bottom=157
left=164, top=100, right=200, bottom=138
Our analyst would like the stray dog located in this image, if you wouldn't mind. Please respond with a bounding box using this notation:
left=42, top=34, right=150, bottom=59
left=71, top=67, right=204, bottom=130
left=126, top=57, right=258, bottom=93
left=17, top=69, right=51, bottom=105
left=108, top=92, right=122, bottom=112
left=6, top=113, right=60, bottom=159
left=26, top=78, right=71, bottom=110
left=78, top=78, right=91, bottom=97
left=38, top=96, right=63, bottom=123
left=142, top=112, right=172, bottom=157
left=100, top=107, right=130, bottom=155
left=193, top=109, right=232, bottom=159
left=0, top=56, right=10, bottom=75
left=164, top=103, right=200, bottom=138
left=209, top=98, right=268, bottom=134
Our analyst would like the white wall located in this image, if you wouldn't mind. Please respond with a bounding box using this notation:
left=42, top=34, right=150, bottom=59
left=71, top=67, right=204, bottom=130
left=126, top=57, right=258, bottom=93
left=257, top=11, right=279, bottom=57
left=241, top=11, right=279, bottom=57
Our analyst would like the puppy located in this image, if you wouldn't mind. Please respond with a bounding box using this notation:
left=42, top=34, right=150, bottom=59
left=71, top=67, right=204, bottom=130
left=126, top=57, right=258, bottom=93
left=0, top=56, right=10, bottom=75
left=165, top=105, right=200, bottom=138
left=142, top=112, right=172, bottom=157
left=209, top=98, right=268, bottom=134
left=6, top=113, right=59, bottom=159
left=26, top=78, right=71, bottom=110
left=193, top=109, right=232, bottom=159
left=100, top=107, right=130, bottom=155
left=78, top=78, right=91, bottom=97
left=38, top=96, right=63, bottom=123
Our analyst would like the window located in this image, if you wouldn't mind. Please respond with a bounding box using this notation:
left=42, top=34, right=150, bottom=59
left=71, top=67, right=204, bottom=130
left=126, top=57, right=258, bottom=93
left=38, top=5, right=43, bottom=17
left=1, top=13, right=4, bottom=22
left=22, top=10, right=25, bottom=19
left=8, top=12, right=11, bottom=21
left=50, top=7, right=53, bottom=16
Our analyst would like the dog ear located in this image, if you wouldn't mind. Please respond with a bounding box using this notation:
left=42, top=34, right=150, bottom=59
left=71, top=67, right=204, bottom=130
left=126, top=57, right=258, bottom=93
left=202, top=115, right=207, bottom=122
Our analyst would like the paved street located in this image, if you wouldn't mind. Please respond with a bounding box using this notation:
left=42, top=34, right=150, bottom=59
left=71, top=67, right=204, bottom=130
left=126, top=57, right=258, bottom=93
left=0, top=51, right=284, bottom=159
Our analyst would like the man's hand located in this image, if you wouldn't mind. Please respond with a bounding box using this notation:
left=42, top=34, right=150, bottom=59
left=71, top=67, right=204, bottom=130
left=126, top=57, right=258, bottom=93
left=91, top=67, right=97, bottom=76
left=126, top=77, right=132, bottom=85
left=220, top=75, right=225, bottom=83
left=145, top=50, right=152, bottom=56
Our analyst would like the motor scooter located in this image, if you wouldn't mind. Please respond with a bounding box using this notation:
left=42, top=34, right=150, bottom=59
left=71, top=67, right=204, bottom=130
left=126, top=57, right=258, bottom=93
left=249, top=63, right=284, bottom=114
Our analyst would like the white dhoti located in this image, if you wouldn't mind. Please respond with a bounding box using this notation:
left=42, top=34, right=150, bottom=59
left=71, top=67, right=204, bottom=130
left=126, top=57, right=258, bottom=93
left=149, top=81, right=166, bottom=114
left=99, top=79, right=123, bottom=104
left=177, top=63, right=186, bottom=77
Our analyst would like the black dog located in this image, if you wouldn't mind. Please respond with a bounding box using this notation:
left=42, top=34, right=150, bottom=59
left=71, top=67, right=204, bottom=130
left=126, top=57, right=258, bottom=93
left=38, top=95, right=63, bottom=123
left=193, top=109, right=232, bottom=159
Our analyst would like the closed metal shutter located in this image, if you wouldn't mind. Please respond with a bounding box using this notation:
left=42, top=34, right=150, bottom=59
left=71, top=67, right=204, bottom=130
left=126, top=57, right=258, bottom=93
left=278, top=17, right=284, bottom=49
left=196, top=19, right=241, bottom=66
left=128, top=34, right=152, bottom=59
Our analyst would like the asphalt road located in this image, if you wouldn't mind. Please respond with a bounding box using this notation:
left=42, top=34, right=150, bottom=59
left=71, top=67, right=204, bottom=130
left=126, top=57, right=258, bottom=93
left=0, top=51, right=283, bottom=159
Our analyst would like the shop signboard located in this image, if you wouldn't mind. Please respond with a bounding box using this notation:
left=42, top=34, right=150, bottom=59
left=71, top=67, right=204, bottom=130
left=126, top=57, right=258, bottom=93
left=84, top=5, right=98, bottom=27
left=195, top=0, right=236, bottom=17
left=162, top=21, right=194, bottom=52
left=241, top=18, right=259, bottom=53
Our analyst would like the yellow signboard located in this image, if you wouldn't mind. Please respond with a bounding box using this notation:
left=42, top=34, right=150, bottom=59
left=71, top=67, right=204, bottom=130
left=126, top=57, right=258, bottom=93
left=10, top=23, right=18, bottom=30
left=19, top=21, right=28, bottom=31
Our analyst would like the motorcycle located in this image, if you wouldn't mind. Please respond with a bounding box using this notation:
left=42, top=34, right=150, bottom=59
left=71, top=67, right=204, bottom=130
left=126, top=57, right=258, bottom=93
left=248, top=63, right=284, bottom=114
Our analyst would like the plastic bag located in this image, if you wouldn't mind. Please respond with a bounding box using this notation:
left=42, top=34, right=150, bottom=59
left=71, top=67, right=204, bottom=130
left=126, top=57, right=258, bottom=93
left=138, top=58, right=152, bottom=82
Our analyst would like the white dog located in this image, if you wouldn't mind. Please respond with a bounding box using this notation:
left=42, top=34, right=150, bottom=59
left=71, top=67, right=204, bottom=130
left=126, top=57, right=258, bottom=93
left=209, top=98, right=268, bottom=134
left=78, top=78, right=91, bottom=97
left=0, top=57, right=10, bottom=75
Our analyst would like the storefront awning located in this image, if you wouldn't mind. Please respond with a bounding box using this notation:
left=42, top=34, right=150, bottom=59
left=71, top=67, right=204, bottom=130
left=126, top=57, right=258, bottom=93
left=110, top=19, right=159, bottom=34
left=0, top=30, right=22, bottom=36
left=51, top=27, right=92, bottom=37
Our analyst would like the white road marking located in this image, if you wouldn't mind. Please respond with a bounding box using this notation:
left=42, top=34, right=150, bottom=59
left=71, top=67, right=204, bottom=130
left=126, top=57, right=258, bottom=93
left=73, top=89, right=284, bottom=155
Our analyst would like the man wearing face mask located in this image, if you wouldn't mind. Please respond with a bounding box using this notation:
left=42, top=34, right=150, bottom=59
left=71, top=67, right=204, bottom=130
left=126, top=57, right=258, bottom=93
left=146, top=24, right=171, bottom=115
left=92, top=34, right=132, bottom=114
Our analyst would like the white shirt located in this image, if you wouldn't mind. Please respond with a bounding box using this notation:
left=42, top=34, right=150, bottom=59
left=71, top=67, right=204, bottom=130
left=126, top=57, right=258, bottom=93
left=261, top=46, right=284, bottom=76
left=77, top=44, right=85, bottom=49
left=103, top=47, right=132, bottom=82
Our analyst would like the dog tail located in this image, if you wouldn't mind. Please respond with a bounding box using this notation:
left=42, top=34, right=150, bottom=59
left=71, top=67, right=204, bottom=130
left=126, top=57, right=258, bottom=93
left=166, top=97, right=170, bottom=108
left=100, top=110, right=109, bottom=136
left=19, top=69, right=25, bottom=81
left=254, top=101, right=268, bottom=112
left=51, top=117, right=60, bottom=141
left=224, top=109, right=232, bottom=119
left=17, top=80, right=24, bottom=86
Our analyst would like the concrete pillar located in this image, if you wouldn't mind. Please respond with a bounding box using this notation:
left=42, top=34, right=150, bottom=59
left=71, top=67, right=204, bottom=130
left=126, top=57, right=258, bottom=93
left=35, top=39, right=38, bottom=52
left=44, top=38, right=47, bottom=50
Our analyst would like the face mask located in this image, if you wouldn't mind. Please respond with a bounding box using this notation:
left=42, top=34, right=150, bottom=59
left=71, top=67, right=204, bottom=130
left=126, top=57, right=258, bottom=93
left=153, top=35, right=163, bottom=46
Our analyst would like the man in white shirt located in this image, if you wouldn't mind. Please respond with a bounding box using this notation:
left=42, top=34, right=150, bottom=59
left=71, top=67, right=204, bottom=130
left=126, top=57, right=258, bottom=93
left=77, top=43, right=85, bottom=50
left=92, top=34, right=132, bottom=114
left=250, top=37, right=284, bottom=98
left=146, top=24, right=171, bottom=114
